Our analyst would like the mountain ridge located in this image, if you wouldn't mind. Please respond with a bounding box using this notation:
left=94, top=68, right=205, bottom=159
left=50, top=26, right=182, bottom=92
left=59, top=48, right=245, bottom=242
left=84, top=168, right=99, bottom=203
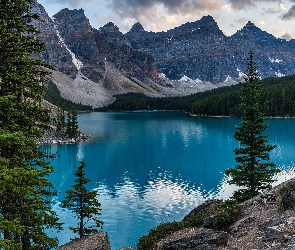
left=35, top=1, right=295, bottom=108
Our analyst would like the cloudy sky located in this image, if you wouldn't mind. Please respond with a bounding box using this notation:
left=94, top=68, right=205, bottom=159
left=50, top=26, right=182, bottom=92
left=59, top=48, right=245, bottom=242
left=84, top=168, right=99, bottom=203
left=38, top=0, right=295, bottom=40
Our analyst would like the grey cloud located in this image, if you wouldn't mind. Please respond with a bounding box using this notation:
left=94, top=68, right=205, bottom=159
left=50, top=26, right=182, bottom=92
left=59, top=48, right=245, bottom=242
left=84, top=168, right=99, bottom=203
left=281, top=32, right=292, bottom=40
left=227, top=0, right=280, bottom=10
left=234, top=18, right=248, bottom=24
left=106, top=0, right=220, bottom=19
left=262, top=7, right=280, bottom=14
left=282, top=5, right=295, bottom=20
left=43, top=0, right=95, bottom=8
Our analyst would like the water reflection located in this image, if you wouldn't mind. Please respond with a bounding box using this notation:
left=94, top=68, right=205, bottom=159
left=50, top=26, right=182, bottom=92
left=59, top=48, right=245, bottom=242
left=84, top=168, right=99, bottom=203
left=50, top=165, right=295, bottom=249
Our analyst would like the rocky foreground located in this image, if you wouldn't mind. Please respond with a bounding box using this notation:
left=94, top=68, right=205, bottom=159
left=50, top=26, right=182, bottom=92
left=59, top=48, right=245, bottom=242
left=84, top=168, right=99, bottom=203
left=58, top=178, right=295, bottom=250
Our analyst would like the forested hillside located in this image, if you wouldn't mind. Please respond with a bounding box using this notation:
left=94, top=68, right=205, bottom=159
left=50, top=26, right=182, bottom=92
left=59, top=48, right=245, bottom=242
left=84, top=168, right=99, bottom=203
left=101, top=74, right=295, bottom=117
left=191, top=74, right=295, bottom=117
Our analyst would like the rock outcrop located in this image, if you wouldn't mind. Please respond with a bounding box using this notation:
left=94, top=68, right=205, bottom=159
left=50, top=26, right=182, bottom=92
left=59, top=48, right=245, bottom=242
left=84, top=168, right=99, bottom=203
left=154, top=179, right=295, bottom=250
left=156, top=228, right=229, bottom=250
left=58, top=232, right=111, bottom=250
left=31, top=3, right=77, bottom=78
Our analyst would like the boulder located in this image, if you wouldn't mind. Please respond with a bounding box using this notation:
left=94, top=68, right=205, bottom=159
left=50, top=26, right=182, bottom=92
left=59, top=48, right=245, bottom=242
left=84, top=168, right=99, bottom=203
left=161, top=228, right=229, bottom=250
left=183, top=199, right=222, bottom=221
left=58, top=232, right=111, bottom=250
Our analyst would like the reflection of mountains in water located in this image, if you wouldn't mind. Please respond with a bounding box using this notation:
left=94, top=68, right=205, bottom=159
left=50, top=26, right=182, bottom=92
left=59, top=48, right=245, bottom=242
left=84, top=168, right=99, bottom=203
left=95, top=165, right=295, bottom=214
left=50, top=165, right=295, bottom=249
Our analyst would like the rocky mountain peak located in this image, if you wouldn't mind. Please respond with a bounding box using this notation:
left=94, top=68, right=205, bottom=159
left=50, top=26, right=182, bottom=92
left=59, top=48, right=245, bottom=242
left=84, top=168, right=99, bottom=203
left=199, top=15, right=217, bottom=25
left=246, top=20, right=255, bottom=26
left=232, top=20, right=275, bottom=41
left=129, top=22, right=145, bottom=33
left=53, top=8, right=86, bottom=21
left=99, top=22, right=130, bottom=46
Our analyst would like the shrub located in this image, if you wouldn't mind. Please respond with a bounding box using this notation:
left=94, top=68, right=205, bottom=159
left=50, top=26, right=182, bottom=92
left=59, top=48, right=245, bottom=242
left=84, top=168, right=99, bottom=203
left=278, top=184, right=295, bottom=211
left=206, top=200, right=243, bottom=230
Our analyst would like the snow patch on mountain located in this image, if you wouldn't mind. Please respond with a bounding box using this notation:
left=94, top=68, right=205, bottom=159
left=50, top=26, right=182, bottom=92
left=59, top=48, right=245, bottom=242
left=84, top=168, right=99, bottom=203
left=237, top=68, right=246, bottom=79
left=50, top=17, right=84, bottom=71
left=179, top=75, right=203, bottom=85
left=269, top=58, right=282, bottom=63
left=275, top=71, right=285, bottom=77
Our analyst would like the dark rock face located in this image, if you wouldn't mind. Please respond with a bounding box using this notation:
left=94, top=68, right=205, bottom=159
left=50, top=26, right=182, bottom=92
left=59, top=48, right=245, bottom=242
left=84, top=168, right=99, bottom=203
left=58, top=232, right=111, bottom=250
left=183, top=199, right=222, bottom=221
left=161, top=228, right=229, bottom=250
left=32, top=3, right=77, bottom=78
left=125, top=15, right=230, bottom=82
left=49, top=8, right=159, bottom=84
left=52, top=8, right=105, bottom=81
left=92, top=29, right=159, bottom=83
left=99, top=22, right=131, bottom=47
left=123, top=16, right=295, bottom=82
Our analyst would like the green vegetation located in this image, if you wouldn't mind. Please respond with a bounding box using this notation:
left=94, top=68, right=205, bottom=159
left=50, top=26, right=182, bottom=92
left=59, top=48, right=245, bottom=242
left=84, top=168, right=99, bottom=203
left=0, top=1, right=62, bottom=248
left=225, top=50, right=279, bottom=202
left=206, top=200, right=242, bottom=230
left=137, top=199, right=242, bottom=250
left=191, top=74, right=295, bottom=117
left=101, top=74, right=295, bottom=117
left=62, top=161, right=103, bottom=238
left=56, top=108, right=66, bottom=133
left=44, top=80, right=92, bottom=111
left=278, top=183, right=295, bottom=211
left=66, top=107, right=79, bottom=139
left=137, top=217, right=205, bottom=250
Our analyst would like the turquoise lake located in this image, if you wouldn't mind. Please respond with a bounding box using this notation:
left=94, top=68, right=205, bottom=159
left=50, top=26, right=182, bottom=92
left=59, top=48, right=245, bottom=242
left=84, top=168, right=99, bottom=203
left=41, top=111, right=295, bottom=249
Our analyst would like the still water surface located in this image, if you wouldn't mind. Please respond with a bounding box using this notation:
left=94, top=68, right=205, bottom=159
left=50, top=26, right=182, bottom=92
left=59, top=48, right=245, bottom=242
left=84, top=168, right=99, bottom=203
left=41, top=111, right=295, bottom=249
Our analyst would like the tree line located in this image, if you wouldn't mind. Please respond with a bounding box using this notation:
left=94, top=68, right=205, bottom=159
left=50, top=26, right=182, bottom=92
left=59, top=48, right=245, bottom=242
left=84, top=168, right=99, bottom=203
left=101, top=74, right=295, bottom=118
left=191, top=74, right=295, bottom=117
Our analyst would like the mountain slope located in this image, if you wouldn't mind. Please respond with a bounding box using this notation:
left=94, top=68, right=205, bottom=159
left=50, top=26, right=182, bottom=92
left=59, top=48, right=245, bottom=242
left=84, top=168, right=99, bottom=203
left=34, top=2, right=295, bottom=107
left=34, top=4, right=176, bottom=108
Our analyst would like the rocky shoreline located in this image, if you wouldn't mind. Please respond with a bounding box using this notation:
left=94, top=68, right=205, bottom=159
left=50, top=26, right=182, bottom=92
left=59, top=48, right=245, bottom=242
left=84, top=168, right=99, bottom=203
left=38, top=131, right=91, bottom=145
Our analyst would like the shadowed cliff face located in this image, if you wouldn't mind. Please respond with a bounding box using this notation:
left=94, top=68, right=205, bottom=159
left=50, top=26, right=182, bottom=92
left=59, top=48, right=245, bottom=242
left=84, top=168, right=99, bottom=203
left=51, top=8, right=160, bottom=84
left=32, top=4, right=77, bottom=78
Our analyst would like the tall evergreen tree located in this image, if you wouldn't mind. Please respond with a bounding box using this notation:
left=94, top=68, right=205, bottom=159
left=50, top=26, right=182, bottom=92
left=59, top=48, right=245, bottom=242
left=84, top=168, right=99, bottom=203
left=66, top=107, right=78, bottom=138
left=0, top=0, right=62, bottom=249
left=56, top=108, right=66, bottom=133
left=70, top=107, right=78, bottom=139
left=225, top=50, right=279, bottom=202
left=62, top=161, right=103, bottom=238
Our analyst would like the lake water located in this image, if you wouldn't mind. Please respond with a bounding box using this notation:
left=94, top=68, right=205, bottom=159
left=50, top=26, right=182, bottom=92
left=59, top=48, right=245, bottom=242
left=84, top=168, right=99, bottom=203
left=41, top=111, right=295, bottom=249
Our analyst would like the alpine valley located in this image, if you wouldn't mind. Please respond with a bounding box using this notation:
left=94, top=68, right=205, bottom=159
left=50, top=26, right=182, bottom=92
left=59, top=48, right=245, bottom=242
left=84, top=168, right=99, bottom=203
left=33, top=2, right=295, bottom=108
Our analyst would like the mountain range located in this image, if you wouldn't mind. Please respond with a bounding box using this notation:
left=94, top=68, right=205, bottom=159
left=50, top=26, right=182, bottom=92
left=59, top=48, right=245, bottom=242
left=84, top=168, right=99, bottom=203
left=33, top=2, right=295, bottom=108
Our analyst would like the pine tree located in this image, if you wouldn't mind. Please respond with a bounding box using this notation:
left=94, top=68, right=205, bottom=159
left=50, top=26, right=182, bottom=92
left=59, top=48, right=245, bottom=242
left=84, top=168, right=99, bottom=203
left=62, top=161, right=103, bottom=238
left=66, top=107, right=78, bottom=138
left=225, top=50, right=280, bottom=202
left=0, top=1, right=62, bottom=248
left=56, top=108, right=66, bottom=133
left=70, top=107, right=79, bottom=139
